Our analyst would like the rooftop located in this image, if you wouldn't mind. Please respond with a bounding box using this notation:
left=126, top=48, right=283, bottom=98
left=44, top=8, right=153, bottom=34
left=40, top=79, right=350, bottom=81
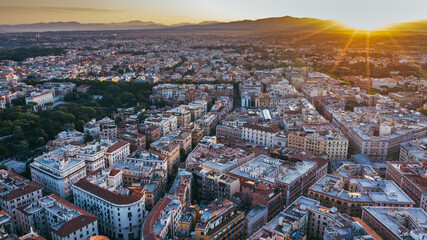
left=230, top=155, right=317, bottom=185
left=310, top=174, right=415, bottom=204
left=363, top=206, right=427, bottom=240
left=73, top=169, right=145, bottom=205
left=0, top=170, right=43, bottom=201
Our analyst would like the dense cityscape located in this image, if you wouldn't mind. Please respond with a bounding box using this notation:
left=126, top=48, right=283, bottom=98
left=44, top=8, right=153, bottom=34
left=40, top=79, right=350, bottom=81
left=0, top=7, right=427, bottom=240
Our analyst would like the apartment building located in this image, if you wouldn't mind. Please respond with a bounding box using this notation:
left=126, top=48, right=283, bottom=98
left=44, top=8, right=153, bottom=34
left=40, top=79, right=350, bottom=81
left=30, top=147, right=87, bottom=200
left=362, top=206, right=427, bottom=240
left=194, top=203, right=245, bottom=240
left=25, top=91, right=54, bottom=106
left=308, top=174, right=415, bottom=217
left=167, top=107, right=192, bottom=127
left=216, top=125, right=242, bottom=141
left=84, top=119, right=101, bottom=139
left=195, top=113, right=218, bottom=136
left=287, top=130, right=348, bottom=160
left=0, top=170, right=43, bottom=232
left=230, top=155, right=321, bottom=206
left=150, top=139, right=180, bottom=175
left=117, top=129, right=146, bottom=152
left=255, top=93, right=272, bottom=108
left=332, top=109, right=427, bottom=161
left=152, top=131, right=192, bottom=156
left=241, top=123, right=279, bottom=148
left=399, top=138, right=427, bottom=162
left=112, top=150, right=167, bottom=209
left=240, top=181, right=284, bottom=221
left=180, top=122, right=204, bottom=147
left=142, top=125, right=161, bottom=143
left=104, top=139, right=130, bottom=167
left=386, top=162, right=427, bottom=211
left=18, top=194, right=99, bottom=240
left=186, top=142, right=254, bottom=173
left=181, top=104, right=203, bottom=122
left=249, top=196, right=375, bottom=240
left=142, top=197, right=184, bottom=240
left=72, top=169, right=146, bottom=240
left=168, top=170, right=192, bottom=205
left=145, top=114, right=178, bottom=137
left=98, top=117, right=118, bottom=138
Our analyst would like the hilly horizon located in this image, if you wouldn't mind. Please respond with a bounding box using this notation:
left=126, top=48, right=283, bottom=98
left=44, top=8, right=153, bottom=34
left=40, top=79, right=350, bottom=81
left=0, top=15, right=426, bottom=33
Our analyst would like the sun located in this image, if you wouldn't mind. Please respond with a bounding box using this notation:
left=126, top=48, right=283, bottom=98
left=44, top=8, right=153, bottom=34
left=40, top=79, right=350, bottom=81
left=340, top=17, right=389, bottom=30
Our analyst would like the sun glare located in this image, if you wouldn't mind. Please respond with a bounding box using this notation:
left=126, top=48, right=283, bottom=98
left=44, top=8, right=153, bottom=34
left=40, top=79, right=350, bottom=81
left=340, top=17, right=389, bottom=30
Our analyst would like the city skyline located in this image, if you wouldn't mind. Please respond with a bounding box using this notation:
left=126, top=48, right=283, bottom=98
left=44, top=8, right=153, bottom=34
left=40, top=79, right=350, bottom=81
left=1, top=0, right=427, bottom=30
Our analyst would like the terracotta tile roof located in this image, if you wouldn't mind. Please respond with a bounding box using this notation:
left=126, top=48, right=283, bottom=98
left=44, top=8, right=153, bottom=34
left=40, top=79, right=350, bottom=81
left=143, top=197, right=171, bottom=238
left=49, top=214, right=98, bottom=238
left=243, top=123, right=279, bottom=133
left=0, top=171, right=43, bottom=201
left=162, top=143, right=180, bottom=152
left=73, top=179, right=145, bottom=205
left=86, top=236, right=110, bottom=240
left=0, top=210, right=10, bottom=217
left=22, top=236, right=47, bottom=240
left=109, top=169, right=121, bottom=177
left=16, top=202, right=32, bottom=216
left=144, top=233, right=157, bottom=240
left=352, top=217, right=383, bottom=240
left=106, top=140, right=129, bottom=153
left=48, top=194, right=99, bottom=238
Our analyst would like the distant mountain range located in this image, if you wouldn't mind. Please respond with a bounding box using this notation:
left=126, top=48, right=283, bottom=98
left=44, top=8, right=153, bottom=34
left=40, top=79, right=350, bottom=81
left=0, top=16, right=426, bottom=33
left=0, top=21, right=167, bottom=32
left=384, top=19, right=427, bottom=31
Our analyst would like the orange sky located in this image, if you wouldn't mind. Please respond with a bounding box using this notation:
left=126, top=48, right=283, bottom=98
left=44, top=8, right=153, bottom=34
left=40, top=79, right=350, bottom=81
left=1, top=0, right=426, bottom=29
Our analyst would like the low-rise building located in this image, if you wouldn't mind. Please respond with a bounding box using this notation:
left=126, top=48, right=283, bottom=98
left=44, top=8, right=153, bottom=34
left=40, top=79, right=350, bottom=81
left=25, top=91, right=54, bottom=107
left=49, top=130, right=84, bottom=150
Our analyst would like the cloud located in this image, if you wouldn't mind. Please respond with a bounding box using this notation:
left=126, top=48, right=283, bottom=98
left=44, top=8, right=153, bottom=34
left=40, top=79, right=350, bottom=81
left=0, top=6, right=125, bottom=13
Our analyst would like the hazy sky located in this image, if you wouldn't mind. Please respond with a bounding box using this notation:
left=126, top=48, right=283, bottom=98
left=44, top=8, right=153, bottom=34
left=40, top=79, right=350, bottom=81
left=1, top=0, right=426, bottom=29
